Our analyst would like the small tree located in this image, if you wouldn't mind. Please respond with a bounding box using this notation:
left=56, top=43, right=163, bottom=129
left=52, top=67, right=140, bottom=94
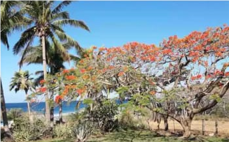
left=9, top=70, right=35, bottom=123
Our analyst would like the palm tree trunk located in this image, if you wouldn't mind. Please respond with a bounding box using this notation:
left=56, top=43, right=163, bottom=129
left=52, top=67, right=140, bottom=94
left=0, top=78, right=9, bottom=131
left=26, top=93, right=33, bottom=123
left=41, top=34, right=50, bottom=125
left=59, top=101, right=63, bottom=123
left=1, top=78, right=14, bottom=141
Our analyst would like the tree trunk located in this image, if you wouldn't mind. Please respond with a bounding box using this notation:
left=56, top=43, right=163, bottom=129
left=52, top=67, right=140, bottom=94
left=50, top=92, right=54, bottom=129
left=59, top=101, right=63, bottom=123
left=173, top=119, right=175, bottom=132
left=41, top=35, right=50, bottom=125
left=1, top=78, right=9, bottom=131
left=202, top=119, right=205, bottom=135
left=163, top=115, right=169, bottom=131
left=26, top=93, right=33, bottom=123
left=180, top=118, right=192, bottom=138
left=1, top=78, right=14, bottom=141
left=50, top=105, right=54, bottom=127
left=215, top=120, right=218, bottom=135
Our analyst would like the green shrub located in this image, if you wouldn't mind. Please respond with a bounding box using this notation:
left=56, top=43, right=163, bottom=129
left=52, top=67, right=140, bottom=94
left=53, top=123, right=73, bottom=139
left=65, top=111, right=85, bottom=124
left=72, top=120, right=94, bottom=142
left=118, top=110, right=148, bottom=130
left=119, top=111, right=136, bottom=130
left=7, top=108, right=23, bottom=121
left=12, top=116, right=47, bottom=141
left=85, top=98, right=119, bottom=132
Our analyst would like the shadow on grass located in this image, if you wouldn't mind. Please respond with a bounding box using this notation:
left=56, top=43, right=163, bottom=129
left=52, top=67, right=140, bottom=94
left=203, top=138, right=229, bottom=142
left=88, top=129, right=160, bottom=142
left=87, top=130, right=229, bottom=142
left=43, top=139, right=74, bottom=142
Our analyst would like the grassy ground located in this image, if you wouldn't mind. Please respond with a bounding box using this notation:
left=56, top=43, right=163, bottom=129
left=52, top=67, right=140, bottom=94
left=37, top=130, right=229, bottom=142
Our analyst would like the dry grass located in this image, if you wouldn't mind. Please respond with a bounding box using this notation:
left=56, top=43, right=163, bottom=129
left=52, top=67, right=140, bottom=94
left=149, top=119, right=229, bottom=137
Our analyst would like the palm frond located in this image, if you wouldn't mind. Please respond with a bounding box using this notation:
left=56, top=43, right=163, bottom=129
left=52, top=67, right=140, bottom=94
left=1, top=1, right=22, bottom=21
left=54, top=29, right=83, bottom=53
left=51, top=11, right=70, bottom=21
left=70, top=54, right=81, bottom=62
left=53, top=19, right=90, bottom=31
left=18, top=37, right=35, bottom=68
left=35, top=70, right=44, bottom=75
left=52, top=1, right=72, bottom=14
left=19, top=47, right=43, bottom=66
left=34, top=74, right=44, bottom=87
left=48, top=32, right=70, bottom=61
left=13, top=26, right=35, bottom=54
left=1, top=29, right=10, bottom=49
left=44, top=6, right=51, bottom=20
left=50, top=24, right=65, bottom=33
left=46, top=0, right=55, bottom=8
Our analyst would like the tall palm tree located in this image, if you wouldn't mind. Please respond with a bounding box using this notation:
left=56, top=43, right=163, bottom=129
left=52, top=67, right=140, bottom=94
left=13, top=1, right=89, bottom=124
left=1, top=1, right=26, bottom=136
left=9, top=71, right=35, bottom=123
left=19, top=40, right=81, bottom=123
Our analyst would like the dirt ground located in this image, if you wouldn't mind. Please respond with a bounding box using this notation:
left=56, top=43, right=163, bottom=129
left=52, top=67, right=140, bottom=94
left=149, top=120, right=229, bottom=137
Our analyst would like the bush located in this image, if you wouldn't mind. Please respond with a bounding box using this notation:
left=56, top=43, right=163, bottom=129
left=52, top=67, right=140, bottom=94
left=12, top=116, right=47, bottom=141
left=7, top=108, right=23, bottom=121
left=65, top=111, right=85, bottom=124
left=53, top=123, right=73, bottom=139
left=72, top=120, right=94, bottom=142
left=118, top=110, right=148, bottom=130
left=119, top=111, right=135, bottom=130
left=85, top=98, right=119, bottom=132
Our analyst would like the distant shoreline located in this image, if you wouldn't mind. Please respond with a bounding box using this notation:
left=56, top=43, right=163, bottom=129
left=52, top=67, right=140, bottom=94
left=5, top=101, right=85, bottom=114
left=5, top=101, right=76, bottom=104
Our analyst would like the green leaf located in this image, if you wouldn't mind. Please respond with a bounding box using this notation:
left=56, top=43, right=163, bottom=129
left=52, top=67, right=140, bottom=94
left=83, top=98, right=94, bottom=105
left=210, top=94, right=222, bottom=103
left=116, top=86, right=129, bottom=94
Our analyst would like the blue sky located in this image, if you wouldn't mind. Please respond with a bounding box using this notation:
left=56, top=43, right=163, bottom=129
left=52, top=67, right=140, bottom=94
left=1, top=1, right=229, bottom=103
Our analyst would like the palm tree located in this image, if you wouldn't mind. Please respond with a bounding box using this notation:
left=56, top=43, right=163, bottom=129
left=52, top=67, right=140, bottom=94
left=1, top=1, right=26, bottom=136
left=19, top=40, right=81, bottom=123
left=13, top=1, right=90, bottom=124
left=9, top=71, right=35, bottom=123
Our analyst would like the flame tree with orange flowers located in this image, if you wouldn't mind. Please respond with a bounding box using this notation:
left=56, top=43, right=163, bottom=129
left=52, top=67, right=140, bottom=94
left=150, top=25, right=229, bottom=138
left=36, top=47, right=157, bottom=122
left=37, top=25, right=229, bottom=138
left=121, top=25, right=229, bottom=137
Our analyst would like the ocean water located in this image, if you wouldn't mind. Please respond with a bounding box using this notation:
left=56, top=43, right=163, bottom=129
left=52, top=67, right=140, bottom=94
left=5, top=100, right=127, bottom=115
left=5, top=101, right=86, bottom=115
